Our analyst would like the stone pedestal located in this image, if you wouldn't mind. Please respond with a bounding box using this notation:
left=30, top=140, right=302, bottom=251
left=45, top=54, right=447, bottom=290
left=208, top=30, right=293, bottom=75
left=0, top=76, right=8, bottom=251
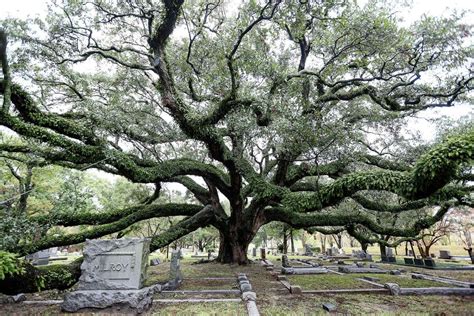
left=62, top=285, right=161, bottom=313
left=62, top=238, right=153, bottom=313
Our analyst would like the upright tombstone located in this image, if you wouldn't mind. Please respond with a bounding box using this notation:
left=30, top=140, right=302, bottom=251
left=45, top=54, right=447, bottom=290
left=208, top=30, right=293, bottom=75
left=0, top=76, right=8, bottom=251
left=28, top=249, right=51, bottom=266
left=439, top=250, right=452, bottom=259
left=260, top=248, right=266, bottom=260
left=252, top=248, right=257, bottom=257
left=304, top=244, right=313, bottom=256
left=282, top=255, right=290, bottom=268
left=62, top=238, right=159, bottom=313
left=386, top=248, right=394, bottom=257
left=168, top=249, right=183, bottom=289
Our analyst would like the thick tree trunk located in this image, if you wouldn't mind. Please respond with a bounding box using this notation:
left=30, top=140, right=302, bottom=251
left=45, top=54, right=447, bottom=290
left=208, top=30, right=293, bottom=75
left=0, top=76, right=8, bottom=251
left=379, top=244, right=387, bottom=257
left=424, top=245, right=432, bottom=258
left=290, top=230, right=295, bottom=254
left=216, top=232, right=251, bottom=264
left=465, top=247, right=474, bottom=264
left=282, top=227, right=288, bottom=254
left=320, top=234, right=327, bottom=253
left=361, top=242, right=368, bottom=253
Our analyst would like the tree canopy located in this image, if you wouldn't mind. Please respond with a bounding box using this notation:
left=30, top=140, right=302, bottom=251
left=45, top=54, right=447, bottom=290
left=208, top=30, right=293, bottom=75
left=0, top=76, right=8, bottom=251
left=0, top=0, right=472, bottom=264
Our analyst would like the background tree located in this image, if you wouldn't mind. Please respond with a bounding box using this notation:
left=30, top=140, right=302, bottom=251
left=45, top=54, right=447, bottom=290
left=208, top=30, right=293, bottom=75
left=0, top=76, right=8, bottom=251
left=0, top=0, right=472, bottom=269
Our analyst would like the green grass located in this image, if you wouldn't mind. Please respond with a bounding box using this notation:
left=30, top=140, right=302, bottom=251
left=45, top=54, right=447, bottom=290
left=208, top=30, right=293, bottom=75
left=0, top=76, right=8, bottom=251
left=288, top=274, right=373, bottom=290
left=150, top=302, right=246, bottom=315
left=287, top=272, right=457, bottom=290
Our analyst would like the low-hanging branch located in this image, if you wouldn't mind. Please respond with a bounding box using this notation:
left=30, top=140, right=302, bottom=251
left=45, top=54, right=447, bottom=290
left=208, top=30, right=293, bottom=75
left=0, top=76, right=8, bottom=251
left=31, top=203, right=203, bottom=227
left=265, top=203, right=452, bottom=238
left=15, top=204, right=213, bottom=256
left=281, top=129, right=474, bottom=212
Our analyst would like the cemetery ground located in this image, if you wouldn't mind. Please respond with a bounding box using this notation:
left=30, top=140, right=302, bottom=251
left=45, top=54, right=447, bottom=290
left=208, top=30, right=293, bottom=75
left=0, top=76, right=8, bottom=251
left=1, top=250, right=473, bottom=315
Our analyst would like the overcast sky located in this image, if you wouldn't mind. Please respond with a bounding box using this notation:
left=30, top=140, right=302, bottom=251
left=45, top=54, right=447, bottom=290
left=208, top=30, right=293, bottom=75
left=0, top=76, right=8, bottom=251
left=1, top=0, right=473, bottom=20
left=1, top=0, right=472, bottom=141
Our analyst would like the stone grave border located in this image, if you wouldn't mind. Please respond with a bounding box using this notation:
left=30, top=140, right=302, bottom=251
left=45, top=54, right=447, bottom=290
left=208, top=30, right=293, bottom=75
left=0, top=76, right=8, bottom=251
left=14, top=264, right=260, bottom=316
left=266, top=255, right=474, bottom=297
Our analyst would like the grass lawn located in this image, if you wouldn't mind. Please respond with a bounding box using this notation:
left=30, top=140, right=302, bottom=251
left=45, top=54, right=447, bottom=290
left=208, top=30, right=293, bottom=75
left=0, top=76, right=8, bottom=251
left=2, top=256, right=473, bottom=315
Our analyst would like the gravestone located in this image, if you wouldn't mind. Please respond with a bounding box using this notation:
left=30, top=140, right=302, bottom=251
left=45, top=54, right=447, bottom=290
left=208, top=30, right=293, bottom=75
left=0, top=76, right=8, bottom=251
left=282, top=255, right=290, bottom=268
left=322, top=303, right=337, bottom=312
left=260, top=248, right=266, bottom=260
left=304, top=244, right=313, bottom=256
left=404, top=258, right=414, bottom=265
left=62, top=238, right=159, bottom=313
left=414, top=258, right=424, bottom=266
left=28, top=250, right=50, bottom=266
left=150, top=258, right=161, bottom=266
left=439, top=250, right=451, bottom=259
left=49, top=247, right=59, bottom=257
left=252, top=248, right=257, bottom=257
left=168, top=249, right=183, bottom=289
left=386, top=248, right=394, bottom=257
left=424, top=258, right=436, bottom=267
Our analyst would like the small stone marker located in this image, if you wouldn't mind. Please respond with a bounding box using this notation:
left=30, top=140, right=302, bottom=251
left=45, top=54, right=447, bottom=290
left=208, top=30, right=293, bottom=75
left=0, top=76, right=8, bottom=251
left=12, top=293, right=26, bottom=303
left=260, top=248, right=266, bottom=260
left=150, top=258, right=161, bottom=266
left=386, top=248, right=394, bottom=257
left=61, top=238, right=158, bottom=313
left=252, top=248, right=257, bottom=257
left=389, top=270, right=401, bottom=275
left=322, top=303, right=337, bottom=312
left=282, top=255, right=290, bottom=267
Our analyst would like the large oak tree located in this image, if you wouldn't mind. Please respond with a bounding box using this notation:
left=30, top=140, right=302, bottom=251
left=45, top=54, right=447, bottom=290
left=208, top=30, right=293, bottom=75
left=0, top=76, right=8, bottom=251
left=0, top=0, right=473, bottom=265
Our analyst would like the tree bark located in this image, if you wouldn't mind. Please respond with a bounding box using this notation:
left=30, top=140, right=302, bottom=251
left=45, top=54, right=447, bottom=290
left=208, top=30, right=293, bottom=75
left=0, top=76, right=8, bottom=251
left=361, top=242, right=368, bottom=253
left=379, top=244, right=386, bottom=257
left=465, top=247, right=474, bottom=264
left=282, top=227, right=288, bottom=254
left=0, top=258, right=82, bottom=295
left=290, top=230, right=295, bottom=253
left=216, top=231, right=251, bottom=264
